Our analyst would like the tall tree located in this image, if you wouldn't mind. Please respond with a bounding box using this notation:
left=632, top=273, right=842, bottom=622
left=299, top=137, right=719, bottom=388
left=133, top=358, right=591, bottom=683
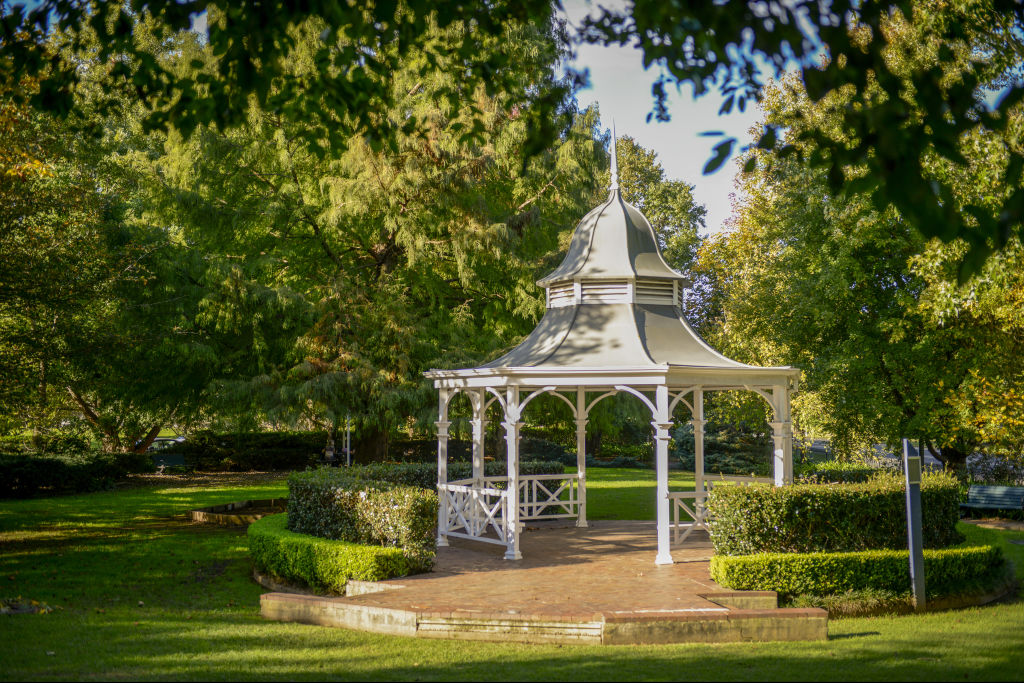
left=700, top=7, right=1024, bottom=468
left=125, top=16, right=606, bottom=456
left=0, top=75, right=215, bottom=451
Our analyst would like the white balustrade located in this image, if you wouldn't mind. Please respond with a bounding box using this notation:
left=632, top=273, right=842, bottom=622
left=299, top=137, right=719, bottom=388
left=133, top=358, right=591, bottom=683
left=437, top=473, right=581, bottom=546
left=668, top=476, right=774, bottom=544
left=438, top=479, right=509, bottom=546
left=668, top=491, right=709, bottom=544
left=518, top=473, right=580, bottom=520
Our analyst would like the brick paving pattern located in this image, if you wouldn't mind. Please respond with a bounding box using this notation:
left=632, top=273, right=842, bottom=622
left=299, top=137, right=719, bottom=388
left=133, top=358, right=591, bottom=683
left=344, top=520, right=728, bottom=620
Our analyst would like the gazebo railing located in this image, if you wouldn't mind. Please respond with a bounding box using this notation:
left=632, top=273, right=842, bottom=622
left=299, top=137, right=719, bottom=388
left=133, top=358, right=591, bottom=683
left=669, top=476, right=775, bottom=544
left=439, top=473, right=581, bottom=545
left=438, top=479, right=509, bottom=546
left=668, top=491, right=709, bottom=544
left=518, top=473, right=580, bottom=520
left=473, top=473, right=581, bottom=520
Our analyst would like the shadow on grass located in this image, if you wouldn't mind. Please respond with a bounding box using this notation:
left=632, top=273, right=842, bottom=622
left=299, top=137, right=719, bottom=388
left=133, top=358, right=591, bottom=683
left=2, top=471, right=1023, bottom=682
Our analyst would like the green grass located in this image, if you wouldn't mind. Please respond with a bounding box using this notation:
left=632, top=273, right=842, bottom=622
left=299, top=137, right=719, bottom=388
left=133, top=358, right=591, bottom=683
left=0, top=470, right=1022, bottom=681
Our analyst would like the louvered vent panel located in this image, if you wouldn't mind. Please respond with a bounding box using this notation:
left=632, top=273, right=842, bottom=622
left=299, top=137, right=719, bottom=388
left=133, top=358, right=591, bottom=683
left=581, top=280, right=629, bottom=303
left=547, top=283, right=575, bottom=308
left=634, top=279, right=675, bottom=305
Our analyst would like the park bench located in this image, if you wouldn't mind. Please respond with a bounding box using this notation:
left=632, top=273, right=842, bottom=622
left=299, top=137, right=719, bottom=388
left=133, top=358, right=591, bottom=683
left=960, top=485, right=1024, bottom=513
left=151, top=453, right=188, bottom=473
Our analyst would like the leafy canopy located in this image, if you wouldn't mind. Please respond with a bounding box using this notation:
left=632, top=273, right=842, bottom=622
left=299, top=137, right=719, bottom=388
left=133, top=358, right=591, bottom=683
left=4, top=0, right=1023, bottom=274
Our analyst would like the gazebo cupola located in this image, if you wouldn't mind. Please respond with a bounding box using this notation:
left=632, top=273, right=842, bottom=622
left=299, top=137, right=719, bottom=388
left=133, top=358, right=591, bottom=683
left=537, top=142, right=687, bottom=312
left=426, top=131, right=800, bottom=565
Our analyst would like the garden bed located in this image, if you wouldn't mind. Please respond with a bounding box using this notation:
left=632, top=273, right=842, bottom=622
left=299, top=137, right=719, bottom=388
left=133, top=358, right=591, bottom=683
left=190, top=498, right=287, bottom=526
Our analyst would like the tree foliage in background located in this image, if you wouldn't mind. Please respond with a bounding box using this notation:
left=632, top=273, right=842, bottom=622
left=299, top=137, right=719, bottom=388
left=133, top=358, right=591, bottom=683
left=5, top=0, right=1023, bottom=275
left=121, top=16, right=608, bottom=457
left=698, top=5, right=1024, bottom=469
left=0, top=72, right=215, bottom=452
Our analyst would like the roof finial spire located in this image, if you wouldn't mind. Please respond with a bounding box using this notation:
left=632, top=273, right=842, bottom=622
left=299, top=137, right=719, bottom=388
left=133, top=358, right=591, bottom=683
left=609, top=121, right=619, bottom=192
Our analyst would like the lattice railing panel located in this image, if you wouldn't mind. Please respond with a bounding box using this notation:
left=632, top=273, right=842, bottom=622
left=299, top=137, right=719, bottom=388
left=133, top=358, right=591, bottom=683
left=439, top=480, right=509, bottom=545
left=519, top=474, right=580, bottom=520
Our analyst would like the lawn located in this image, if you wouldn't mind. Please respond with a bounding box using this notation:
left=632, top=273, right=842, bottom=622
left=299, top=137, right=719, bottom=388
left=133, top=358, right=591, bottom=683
left=1, top=468, right=1022, bottom=681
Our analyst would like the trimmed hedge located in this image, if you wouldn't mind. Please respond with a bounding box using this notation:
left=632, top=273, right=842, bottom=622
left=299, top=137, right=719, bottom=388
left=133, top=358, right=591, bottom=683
left=795, top=459, right=882, bottom=483
left=706, top=471, right=963, bottom=555
left=710, top=545, right=1005, bottom=598
left=287, top=468, right=438, bottom=571
left=248, top=514, right=414, bottom=593
left=0, top=451, right=150, bottom=498
left=325, top=460, right=565, bottom=490
left=389, top=437, right=571, bottom=465
left=162, top=431, right=326, bottom=471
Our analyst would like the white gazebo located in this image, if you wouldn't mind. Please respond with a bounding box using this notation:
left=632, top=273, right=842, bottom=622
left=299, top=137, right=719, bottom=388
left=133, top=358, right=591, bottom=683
left=425, top=137, right=799, bottom=564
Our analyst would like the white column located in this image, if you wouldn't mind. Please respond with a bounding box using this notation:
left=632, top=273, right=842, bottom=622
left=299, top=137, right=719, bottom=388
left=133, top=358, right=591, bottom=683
left=504, top=386, right=523, bottom=560
left=575, top=386, right=588, bottom=528
left=771, top=385, right=794, bottom=486
left=692, top=388, right=706, bottom=495
left=471, top=389, right=486, bottom=483
left=653, top=385, right=674, bottom=565
left=436, top=388, right=451, bottom=548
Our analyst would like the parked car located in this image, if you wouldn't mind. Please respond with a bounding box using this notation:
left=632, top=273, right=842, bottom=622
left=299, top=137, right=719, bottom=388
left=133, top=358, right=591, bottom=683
left=145, top=436, right=185, bottom=452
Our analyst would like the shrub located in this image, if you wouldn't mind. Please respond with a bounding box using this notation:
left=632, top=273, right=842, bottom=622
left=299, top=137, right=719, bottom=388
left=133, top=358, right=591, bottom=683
left=287, top=469, right=438, bottom=571
left=163, top=431, right=326, bottom=471
left=247, top=514, right=414, bottom=593
left=321, top=460, right=565, bottom=489
left=795, top=459, right=882, bottom=483
left=0, top=451, right=144, bottom=498
left=710, top=545, right=1005, bottom=599
left=672, top=426, right=772, bottom=476
left=389, top=438, right=470, bottom=463
left=0, top=432, right=91, bottom=454
left=390, top=436, right=570, bottom=465
left=706, top=471, right=963, bottom=555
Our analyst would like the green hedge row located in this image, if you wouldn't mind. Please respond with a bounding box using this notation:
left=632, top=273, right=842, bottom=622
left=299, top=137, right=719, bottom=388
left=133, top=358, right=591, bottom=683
left=389, top=436, right=570, bottom=465
left=795, top=459, right=882, bottom=483
left=287, top=468, right=438, bottom=571
left=0, top=451, right=151, bottom=498
left=248, top=514, right=414, bottom=593
left=706, top=472, right=963, bottom=555
left=334, top=460, right=565, bottom=490
left=162, top=431, right=326, bottom=471
left=710, top=545, right=1005, bottom=598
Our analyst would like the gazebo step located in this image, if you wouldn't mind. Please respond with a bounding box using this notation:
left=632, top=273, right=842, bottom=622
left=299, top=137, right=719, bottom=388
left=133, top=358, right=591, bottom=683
left=260, top=592, right=827, bottom=644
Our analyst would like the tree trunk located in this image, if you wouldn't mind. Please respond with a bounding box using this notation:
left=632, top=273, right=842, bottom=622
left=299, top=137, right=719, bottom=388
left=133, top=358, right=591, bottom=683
left=925, top=439, right=969, bottom=474
left=66, top=386, right=122, bottom=451
left=132, top=424, right=163, bottom=454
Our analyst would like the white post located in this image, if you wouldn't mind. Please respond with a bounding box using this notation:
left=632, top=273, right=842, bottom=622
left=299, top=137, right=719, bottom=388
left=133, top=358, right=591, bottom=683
left=575, top=386, right=588, bottom=528
left=471, top=389, right=486, bottom=483
left=436, top=388, right=451, bottom=547
left=345, top=415, right=351, bottom=467
left=692, top=388, right=706, bottom=495
left=504, top=386, right=523, bottom=560
left=653, top=385, right=674, bottom=565
left=771, top=385, right=794, bottom=486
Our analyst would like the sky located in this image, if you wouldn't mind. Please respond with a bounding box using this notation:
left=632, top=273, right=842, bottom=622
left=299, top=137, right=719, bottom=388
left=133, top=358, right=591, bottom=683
left=559, top=0, right=767, bottom=236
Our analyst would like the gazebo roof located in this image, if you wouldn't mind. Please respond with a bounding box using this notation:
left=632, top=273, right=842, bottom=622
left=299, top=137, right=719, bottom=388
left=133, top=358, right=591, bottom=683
left=426, top=135, right=799, bottom=389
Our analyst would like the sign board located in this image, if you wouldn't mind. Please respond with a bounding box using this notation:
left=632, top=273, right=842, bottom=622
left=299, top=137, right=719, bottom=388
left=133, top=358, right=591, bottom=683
left=903, top=438, right=926, bottom=609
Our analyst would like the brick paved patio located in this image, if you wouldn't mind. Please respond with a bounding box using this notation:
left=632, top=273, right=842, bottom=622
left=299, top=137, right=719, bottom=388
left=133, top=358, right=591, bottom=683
left=260, top=520, right=828, bottom=644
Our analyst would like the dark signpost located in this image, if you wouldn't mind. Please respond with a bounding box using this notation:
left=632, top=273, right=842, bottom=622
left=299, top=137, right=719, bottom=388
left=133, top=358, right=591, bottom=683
left=903, top=438, right=926, bottom=609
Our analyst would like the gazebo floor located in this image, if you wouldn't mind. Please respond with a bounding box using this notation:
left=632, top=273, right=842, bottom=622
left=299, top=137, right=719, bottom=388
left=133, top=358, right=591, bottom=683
left=259, top=521, right=827, bottom=645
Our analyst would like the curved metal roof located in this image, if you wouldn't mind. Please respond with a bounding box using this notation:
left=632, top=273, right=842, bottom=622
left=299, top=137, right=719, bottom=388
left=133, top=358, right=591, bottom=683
left=481, top=302, right=750, bottom=369
left=537, top=189, right=686, bottom=286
